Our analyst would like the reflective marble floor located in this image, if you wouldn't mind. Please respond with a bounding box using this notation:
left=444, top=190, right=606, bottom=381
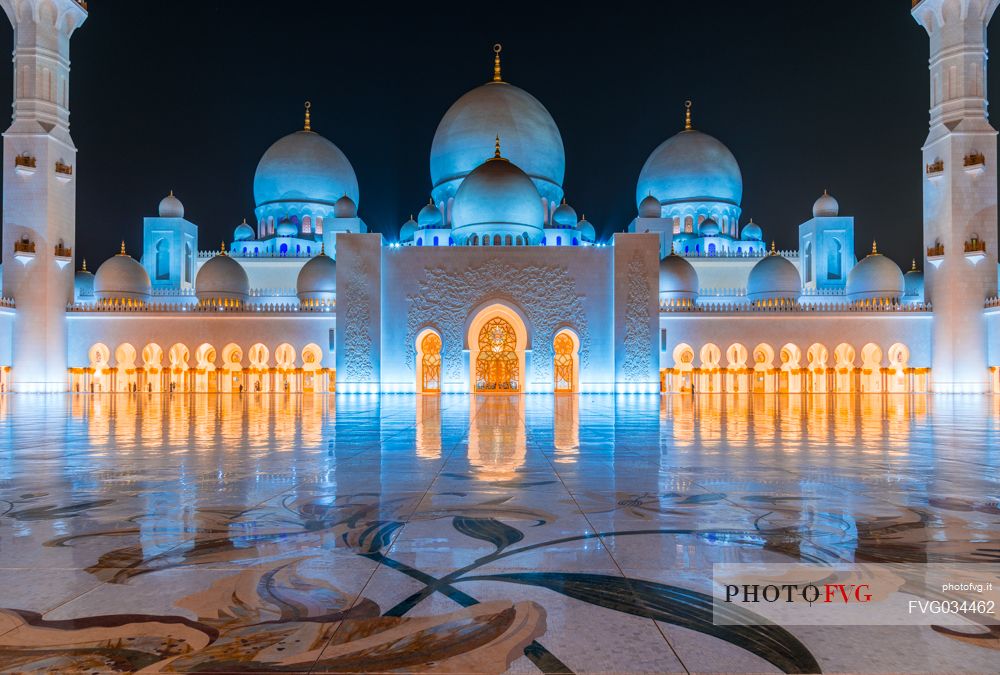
left=0, top=393, right=998, bottom=674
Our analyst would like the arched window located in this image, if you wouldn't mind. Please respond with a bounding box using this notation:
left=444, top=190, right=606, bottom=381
left=737, top=247, right=742, bottom=255
left=242, top=247, right=247, bottom=255
left=183, top=243, right=192, bottom=283
left=493, top=234, right=501, bottom=246
left=572, top=237, right=578, bottom=246
left=254, top=247, right=259, bottom=256
left=708, top=243, right=716, bottom=256
left=554, top=332, right=575, bottom=392
left=306, top=246, right=311, bottom=255
left=542, top=236, right=547, bottom=245
left=155, top=239, right=170, bottom=280
left=433, top=235, right=439, bottom=246
left=280, top=243, right=288, bottom=255
left=420, top=332, right=442, bottom=392
left=417, top=237, right=423, bottom=246
left=556, top=236, right=562, bottom=246
left=827, top=239, right=843, bottom=279
left=804, top=243, right=813, bottom=283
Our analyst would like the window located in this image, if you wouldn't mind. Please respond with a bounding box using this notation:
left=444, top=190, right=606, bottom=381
left=155, top=239, right=170, bottom=281
left=433, top=235, right=439, bottom=246
left=328, top=329, right=336, bottom=352
left=804, top=242, right=813, bottom=283
left=556, top=236, right=562, bottom=246
left=183, top=242, right=192, bottom=283
left=475, top=317, right=519, bottom=391
left=827, top=239, right=842, bottom=279
left=421, top=333, right=442, bottom=392
left=660, top=328, right=667, bottom=352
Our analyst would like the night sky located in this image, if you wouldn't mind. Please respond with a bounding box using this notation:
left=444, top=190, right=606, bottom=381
left=1, top=1, right=995, bottom=269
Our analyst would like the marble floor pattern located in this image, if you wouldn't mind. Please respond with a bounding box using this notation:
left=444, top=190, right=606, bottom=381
left=0, top=393, right=997, bottom=673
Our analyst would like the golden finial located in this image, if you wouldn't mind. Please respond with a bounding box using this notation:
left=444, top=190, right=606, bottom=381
left=81, top=258, right=87, bottom=271
left=169, top=189, right=174, bottom=197
left=119, top=240, right=126, bottom=255
left=242, top=217, right=247, bottom=225
left=489, top=133, right=508, bottom=162
left=911, top=258, right=917, bottom=271
left=320, top=241, right=325, bottom=255
left=220, top=241, right=227, bottom=255
left=872, top=240, right=878, bottom=255
left=770, top=240, right=776, bottom=255
left=684, top=100, right=693, bottom=131
left=304, top=101, right=312, bottom=132
left=493, top=43, right=503, bottom=82
left=428, top=197, right=434, bottom=206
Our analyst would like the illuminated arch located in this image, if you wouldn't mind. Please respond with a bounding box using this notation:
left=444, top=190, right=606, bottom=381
left=725, top=342, right=750, bottom=393
left=860, top=343, right=883, bottom=393
left=467, top=303, right=528, bottom=393
left=194, top=343, right=217, bottom=393
left=779, top=343, right=803, bottom=393
left=142, top=343, right=164, bottom=393
left=416, top=328, right=443, bottom=393
left=301, top=343, right=324, bottom=393
left=807, top=343, right=829, bottom=393
left=887, top=342, right=910, bottom=393
left=834, top=343, right=856, bottom=393
left=114, top=343, right=138, bottom=392
left=88, top=343, right=111, bottom=393
left=671, top=342, right=695, bottom=393
left=275, top=343, right=297, bottom=393
left=698, top=343, right=722, bottom=393
left=752, top=343, right=775, bottom=393
left=247, top=343, right=270, bottom=393
left=553, top=328, right=580, bottom=393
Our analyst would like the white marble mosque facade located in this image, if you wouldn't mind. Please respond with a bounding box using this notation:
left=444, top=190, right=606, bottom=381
left=0, top=0, right=998, bottom=395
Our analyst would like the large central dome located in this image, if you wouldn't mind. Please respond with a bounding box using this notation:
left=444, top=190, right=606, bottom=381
left=254, top=130, right=359, bottom=208
left=451, top=147, right=545, bottom=243
left=431, top=49, right=564, bottom=206
left=637, top=129, right=742, bottom=208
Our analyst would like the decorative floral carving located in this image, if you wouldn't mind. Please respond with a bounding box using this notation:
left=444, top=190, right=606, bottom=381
left=340, top=266, right=374, bottom=383
left=621, top=254, right=652, bottom=382
left=406, top=258, right=590, bottom=386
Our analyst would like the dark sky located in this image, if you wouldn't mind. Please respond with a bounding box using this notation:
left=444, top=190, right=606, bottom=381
left=1, top=0, right=995, bottom=268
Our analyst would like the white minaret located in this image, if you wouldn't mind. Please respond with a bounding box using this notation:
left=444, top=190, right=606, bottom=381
left=913, top=0, right=1000, bottom=393
left=1, top=0, right=87, bottom=392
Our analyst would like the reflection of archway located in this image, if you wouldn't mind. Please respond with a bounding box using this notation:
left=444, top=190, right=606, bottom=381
left=752, top=343, right=774, bottom=393
left=779, top=343, right=802, bottom=393
left=467, top=396, right=526, bottom=479
left=194, top=343, right=217, bottom=393
left=275, top=343, right=297, bottom=393
left=221, top=343, right=243, bottom=393
left=698, top=343, right=722, bottom=393
left=416, top=329, right=442, bottom=393
left=467, top=304, right=527, bottom=393
left=553, top=329, right=579, bottom=393
left=247, top=343, right=269, bottom=393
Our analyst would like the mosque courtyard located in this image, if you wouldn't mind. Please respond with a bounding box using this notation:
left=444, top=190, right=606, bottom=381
left=0, top=393, right=996, bottom=674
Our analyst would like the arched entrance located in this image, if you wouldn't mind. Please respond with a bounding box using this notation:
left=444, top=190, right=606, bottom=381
left=475, top=317, right=519, bottom=392
left=417, top=330, right=442, bottom=393
left=553, top=330, right=579, bottom=392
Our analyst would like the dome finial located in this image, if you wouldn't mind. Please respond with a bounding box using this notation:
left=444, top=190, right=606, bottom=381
left=872, top=240, right=878, bottom=255
left=911, top=258, right=917, bottom=271
left=119, top=240, right=126, bottom=256
left=493, top=43, right=503, bottom=82
left=220, top=241, right=227, bottom=256
left=490, top=133, right=508, bottom=162
left=320, top=241, right=325, bottom=255
left=770, top=240, right=776, bottom=255
left=81, top=258, right=87, bottom=271
left=304, top=101, right=312, bottom=132
left=684, top=100, right=693, bottom=131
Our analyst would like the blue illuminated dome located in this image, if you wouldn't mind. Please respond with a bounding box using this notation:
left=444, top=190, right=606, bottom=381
left=904, top=260, right=924, bottom=302
left=275, top=218, right=297, bottom=237
left=234, top=219, right=255, bottom=241
left=254, top=130, right=358, bottom=210
left=699, top=218, right=721, bottom=237
left=417, top=199, right=444, bottom=229
left=451, top=150, right=545, bottom=242
left=741, top=219, right=763, bottom=241
left=431, top=47, right=564, bottom=208
left=637, top=129, right=742, bottom=208
left=399, top=215, right=418, bottom=243
left=847, top=244, right=904, bottom=303
left=638, top=193, right=661, bottom=218
left=552, top=199, right=577, bottom=228
left=576, top=216, right=596, bottom=243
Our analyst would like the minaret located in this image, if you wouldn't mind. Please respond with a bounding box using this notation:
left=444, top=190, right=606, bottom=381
left=913, top=0, right=999, bottom=393
left=1, top=0, right=87, bottom=392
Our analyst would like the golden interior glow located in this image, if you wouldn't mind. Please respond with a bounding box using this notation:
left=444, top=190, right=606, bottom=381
left=475, top=317, right=519, bottom=392
left=553, top=332, right=574, bottom=392
left=421, top=332, right=442, bottom=392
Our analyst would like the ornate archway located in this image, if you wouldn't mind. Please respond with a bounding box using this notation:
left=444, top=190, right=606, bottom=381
left=553, top=330, right=578, bottom=392
left=419, top=332, right=442, bottom=393
left=475, top=317, right=519, bottom=392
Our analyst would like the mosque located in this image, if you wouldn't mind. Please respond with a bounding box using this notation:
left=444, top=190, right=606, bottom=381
left=0, top=0, right=998, bottom=395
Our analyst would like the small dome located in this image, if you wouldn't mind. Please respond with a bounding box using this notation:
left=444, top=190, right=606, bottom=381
left=296, top=250, right=336, bottom=302
left=334, top=194, right=357, bottom=219
left=904, top=261, right=924, bottom=301
left=552, top=199, right=578, bottom=228
left=639, top=193, right=661, bottom=218
left=195, top=251, right=250, bottom=304
left=158, top=191, right=184, bottom=218
left=577, top=216, right=596, bottom=243
left=234, top=219, right=255, bottom=241
left=813, top=190, right=839, bottom=218
left=741, top=219, right=762, bottom=241
left=699, top=218, right=721, bottom=237
left=747, top=253, right=800, bottom=303
left=400, top=215, right=418, bottom=242
left=451, top=154, right=544, bottom=237
left=276, top=219, right=298, bottom=237
left=417, top=200, right=443, bottom=228
left=659, top=253, right=699, bottom=301
left=74, top=263, right=95, bottom=301
left=846, top=244, right=904, bottom=303
left=254, top=129, right=359, bottom=209
left=94, top=247, right=151, bottom=303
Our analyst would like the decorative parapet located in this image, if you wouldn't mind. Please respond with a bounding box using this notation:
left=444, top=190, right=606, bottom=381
left=75, top=0, right=88, bottom=10
left=927, top=242, right=945, bottom=258
left=54, top=161, right=73, bottom=176
left=249, top=288, right=299, bottom=298
left=151, top=287, right=196, bottom=297
left=67, top=300, right=336, bottom=313
left=0, top=297, right=14, bottom=309
left=926, top=159, right=945, bottom=175
left=54, top=243, right=72, bottom=257
left=678, top=249, right=797, bottom=259
left=699, top=287, right=747, bottom=297
left=13, top=239, right=35, bottom=254
left=661, top=299, right=931, bottom=313
left=800, top=287, right=847, bottom=296
left=987, top=297, right=1000, bottom=308
left=963, top=151, right=986, bottom=169
left=964, top=237, right=986, bottom=253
